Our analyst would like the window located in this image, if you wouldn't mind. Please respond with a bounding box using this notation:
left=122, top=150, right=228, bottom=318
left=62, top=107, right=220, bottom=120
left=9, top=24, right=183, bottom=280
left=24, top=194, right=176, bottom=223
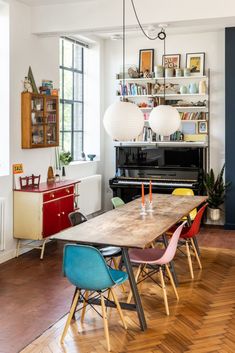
left=60, top=37, right=84, bottom=160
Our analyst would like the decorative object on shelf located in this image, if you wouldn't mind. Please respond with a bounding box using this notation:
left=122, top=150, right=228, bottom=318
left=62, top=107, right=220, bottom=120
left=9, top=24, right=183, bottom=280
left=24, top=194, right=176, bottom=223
left=180, top=85, right=188, bottom=94
left=143, top=69, right=152, bottom=78
left=199, top=79, right=207, bottom=94
left=139, top=49, right=154, bottom=75
left=128, top=66, right=139, bottom=78
left=23, top=77, right=33, bottom=93
left=103, top=0, right=144, bottom=141
left=162, top=54, right=181, bottom=69
left=47, top=166, right=55, bottom=183
left=175, top=68, right=183, bottom=77
left=81, top=151, right=86, bottom=161
left=87, top=154, right=96, bottom=161
left=59, top=150, right=72, bottom=178
left=198, top=121, right=208, bottom=134
left=189, top=82, right=198, bottom=94
left=149, top=105, right=181, bottom=136
left=184, top=68, right=191, bottom=77
left=155, top=83, right=179, bottom=94
left=165, top=68, right=174, bottom=77
left=28, top=66, right=38, bottom=94
left=186, top=52, right=205, bottom=76
left=154, top=65, right=164, bottom=78
left=19, top=174, right=41, bottom=189
left=203, top=165, right=230, bottom=221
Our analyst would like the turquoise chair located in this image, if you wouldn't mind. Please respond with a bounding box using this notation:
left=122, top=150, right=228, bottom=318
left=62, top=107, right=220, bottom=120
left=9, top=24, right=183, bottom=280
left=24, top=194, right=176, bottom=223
left=61, top=244, right=128, bottom=351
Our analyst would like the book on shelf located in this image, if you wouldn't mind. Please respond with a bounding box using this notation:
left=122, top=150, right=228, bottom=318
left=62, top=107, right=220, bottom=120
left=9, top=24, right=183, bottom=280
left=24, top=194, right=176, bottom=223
left=180, top=112, right=207, bottom=120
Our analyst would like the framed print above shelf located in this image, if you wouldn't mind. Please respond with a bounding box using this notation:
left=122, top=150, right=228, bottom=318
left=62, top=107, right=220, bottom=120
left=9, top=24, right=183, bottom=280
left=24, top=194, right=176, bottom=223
left=162, top=54, right=181, bottom=69
left=139, top=49, right=154, bottom=74
left=186, top=52, right=205, bottom=76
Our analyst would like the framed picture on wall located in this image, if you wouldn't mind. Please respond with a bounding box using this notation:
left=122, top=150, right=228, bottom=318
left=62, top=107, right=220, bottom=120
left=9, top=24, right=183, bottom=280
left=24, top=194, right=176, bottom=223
left=162, top=54, right=181, bottom=69
left=198, top=121, right=208, bottom=134
left=139, top=49, right=154, bottom=75
left=186, top=52, right=205, bottom=76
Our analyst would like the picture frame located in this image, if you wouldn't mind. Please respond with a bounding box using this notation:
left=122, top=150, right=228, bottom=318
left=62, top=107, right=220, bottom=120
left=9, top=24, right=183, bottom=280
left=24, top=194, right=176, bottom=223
left=162, top=54, right=181, bottom=69
left=139, top=49, right=154, bottom=75
left=198, top=121, right=208, bottom=134
left=186, top=52, right=205, bottom=76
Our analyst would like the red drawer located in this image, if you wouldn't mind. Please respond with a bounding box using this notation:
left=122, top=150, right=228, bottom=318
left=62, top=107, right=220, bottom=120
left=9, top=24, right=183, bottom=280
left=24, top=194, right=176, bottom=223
left=43, top=185, right=74, bottom=203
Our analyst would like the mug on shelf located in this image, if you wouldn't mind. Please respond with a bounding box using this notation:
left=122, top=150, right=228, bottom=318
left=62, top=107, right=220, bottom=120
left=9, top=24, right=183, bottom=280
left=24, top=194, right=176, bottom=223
left=180, top=85, right=188, bottom=94
left=165, top=68, right=174, bottom=77
left=184, top=68, right=191, bottom=77
left=175, top=68, right=183, bottom=77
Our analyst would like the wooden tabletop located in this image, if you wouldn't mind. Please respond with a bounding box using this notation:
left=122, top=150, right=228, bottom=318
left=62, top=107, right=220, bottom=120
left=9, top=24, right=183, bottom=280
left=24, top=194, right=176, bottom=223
left=50, top=194, right=207, bottom=249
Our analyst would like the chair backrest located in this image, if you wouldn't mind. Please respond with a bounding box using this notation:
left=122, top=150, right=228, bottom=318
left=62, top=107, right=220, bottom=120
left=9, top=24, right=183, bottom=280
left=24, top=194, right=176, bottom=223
left=172, top=188, right=197, bottom=220
left=63, top=244, right=116, bottom=290
left=68, top=211, right=87, bottom=227
left=185, top=203, right=208, bottom=238
left=157, top=221, right=187, bottom=265
left=111, top=197, right=125, bottom=209
left=172, top=188, right=194, bottom=196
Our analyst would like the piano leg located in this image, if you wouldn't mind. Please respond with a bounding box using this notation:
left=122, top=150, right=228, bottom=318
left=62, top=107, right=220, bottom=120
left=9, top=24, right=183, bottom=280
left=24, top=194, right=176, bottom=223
left=162, top=234, right=179, bottom=287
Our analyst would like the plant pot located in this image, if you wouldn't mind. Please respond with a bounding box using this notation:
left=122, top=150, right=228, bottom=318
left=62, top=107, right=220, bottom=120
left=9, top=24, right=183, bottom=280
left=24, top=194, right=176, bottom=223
left=207, top=207, right=221, bottom=221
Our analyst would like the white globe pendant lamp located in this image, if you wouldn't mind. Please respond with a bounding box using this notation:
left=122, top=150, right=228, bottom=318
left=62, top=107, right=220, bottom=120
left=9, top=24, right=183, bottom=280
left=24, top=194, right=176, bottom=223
left=149, top=105, right=181, bottom=136
left=103, top=101, right=143, bottom=141
left=103, top=0, right=144, bottom=141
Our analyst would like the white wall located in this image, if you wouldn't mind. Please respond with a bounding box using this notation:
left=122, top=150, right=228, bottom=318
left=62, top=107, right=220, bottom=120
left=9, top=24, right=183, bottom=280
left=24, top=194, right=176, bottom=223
left=103, top=30, right=225, bottom=210
left=0, top=1, right=101, bottom=263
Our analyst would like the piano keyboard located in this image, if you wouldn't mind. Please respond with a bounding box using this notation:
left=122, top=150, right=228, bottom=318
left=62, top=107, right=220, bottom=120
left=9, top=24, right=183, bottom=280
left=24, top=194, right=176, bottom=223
left=116, top=180, right=195, bottom=188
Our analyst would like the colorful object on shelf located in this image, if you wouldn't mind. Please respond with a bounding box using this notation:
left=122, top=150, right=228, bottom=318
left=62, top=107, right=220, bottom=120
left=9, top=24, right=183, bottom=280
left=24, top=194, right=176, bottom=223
left=13, top=164, right=24, bottom=175
left=87, top=154, right=96, bottom=161
left=47, top=166, right=55, bottom=183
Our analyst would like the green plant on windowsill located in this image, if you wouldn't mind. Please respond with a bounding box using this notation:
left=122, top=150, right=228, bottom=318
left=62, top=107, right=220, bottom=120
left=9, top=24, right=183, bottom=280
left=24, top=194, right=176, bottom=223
left=203, top=164, right=231, bottom=221
left=59, top=150, right=72, bottom=177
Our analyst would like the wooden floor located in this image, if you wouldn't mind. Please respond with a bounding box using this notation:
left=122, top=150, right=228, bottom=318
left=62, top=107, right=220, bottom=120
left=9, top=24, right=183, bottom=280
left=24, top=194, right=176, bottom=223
left=21, top=246, right=235, bottom=353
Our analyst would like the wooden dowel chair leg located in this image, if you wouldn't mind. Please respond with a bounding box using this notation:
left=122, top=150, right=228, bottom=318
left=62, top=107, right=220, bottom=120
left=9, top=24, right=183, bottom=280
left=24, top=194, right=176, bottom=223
left=165, top=264, right=179, bottom=301
left=186, top=240, right=194, bottom=279
left=40, top=239, right=46, bottom=260
left=112, top=257, right=126, bottom=293
left=159, top=266, right=169, bottom=316
left=61, top=289, right=80, bottom=344
left=101, top=293, right=111, bottom=352
left=127, top=264, right=142, bottom=304
left=110, top=288, right=127, bottom=330
left=190, top=238, right=202, bottom=269
left=81, top=290, right=89, bottom=323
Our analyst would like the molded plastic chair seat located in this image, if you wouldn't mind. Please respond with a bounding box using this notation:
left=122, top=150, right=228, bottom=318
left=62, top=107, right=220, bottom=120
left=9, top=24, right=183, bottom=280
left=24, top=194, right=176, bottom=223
left=109, top=268, right=128, bottom=285
left=100, top=246, right=122, bottom=257
left=111, top=197, right=125, bottom=208
left=172, top=188, right=197, bottom=220
left=129, top=248, right=165, bottom=264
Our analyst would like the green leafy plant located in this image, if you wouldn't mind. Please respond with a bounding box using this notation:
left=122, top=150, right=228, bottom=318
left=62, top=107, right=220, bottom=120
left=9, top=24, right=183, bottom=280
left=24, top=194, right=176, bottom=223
left=203, top=164, right=231, bottom=209
left=59, top=150, right=72, bottom=166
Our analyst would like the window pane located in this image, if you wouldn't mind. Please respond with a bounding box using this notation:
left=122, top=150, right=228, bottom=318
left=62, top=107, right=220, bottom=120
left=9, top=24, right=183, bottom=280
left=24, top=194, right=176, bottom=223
left=73, top=132, right=83, bottom=160
left=64, top=70, right=73, bottom=100
left=60, top=132, right=63, bottom=149
left=74, top=72, right=83, bottom=101
left=60, top=39, right=63, bottom=66
left=74, top=45, right=82, bottom=71
left=63, top=132, right=72, bottom=153
left=63, top=39, right=73, bottom=68
left=74, top=103, right=83, bottom=130
left=60, top=69, right=63, bottom=99
left=64, top=103, right=72, bottom=131
left=59, top=103, right=63, bottom=130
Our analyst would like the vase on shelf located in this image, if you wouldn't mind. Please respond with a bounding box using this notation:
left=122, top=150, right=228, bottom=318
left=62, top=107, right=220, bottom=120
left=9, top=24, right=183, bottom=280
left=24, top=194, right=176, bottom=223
left=62, top=166, right=66, bottom=178
left=199, top=80, right=207, bottom=94
left=189, top=83, right=198, bottom=94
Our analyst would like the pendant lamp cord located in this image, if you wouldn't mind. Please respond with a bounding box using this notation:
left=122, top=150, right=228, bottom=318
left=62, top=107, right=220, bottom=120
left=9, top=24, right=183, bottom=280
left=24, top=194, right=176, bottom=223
left=123, top=0, right=126, bottom=98
left=163, top=33, right=166, bottom=102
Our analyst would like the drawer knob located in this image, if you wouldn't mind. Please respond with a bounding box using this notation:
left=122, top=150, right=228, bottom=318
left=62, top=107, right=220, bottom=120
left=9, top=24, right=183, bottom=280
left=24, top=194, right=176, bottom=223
left=66, top=189, right=70, bottom=194
left=57, top=213, right=61, bottom=217
left=51, top=193, right=55, bottom=198
left=61, top=211, right=65, bottom=215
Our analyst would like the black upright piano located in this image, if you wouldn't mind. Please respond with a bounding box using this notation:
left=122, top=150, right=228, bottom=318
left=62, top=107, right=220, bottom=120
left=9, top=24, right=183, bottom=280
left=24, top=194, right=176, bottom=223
left=109, top=145, right=206, bottom=203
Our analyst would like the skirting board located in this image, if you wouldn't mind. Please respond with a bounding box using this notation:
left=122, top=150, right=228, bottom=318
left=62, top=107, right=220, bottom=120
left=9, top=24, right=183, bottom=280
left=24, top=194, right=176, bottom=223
left=224, top=223, right=235, bottom=230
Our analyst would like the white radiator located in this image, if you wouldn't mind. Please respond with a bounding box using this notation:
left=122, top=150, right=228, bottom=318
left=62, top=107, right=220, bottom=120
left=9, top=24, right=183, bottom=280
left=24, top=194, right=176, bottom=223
left=0, top=198, right=5, bottom=251
left=77, top=175, right=102, bottom=216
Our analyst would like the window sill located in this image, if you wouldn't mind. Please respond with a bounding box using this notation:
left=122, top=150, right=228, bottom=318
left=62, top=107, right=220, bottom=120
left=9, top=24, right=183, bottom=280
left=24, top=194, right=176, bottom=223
left=69, top=160, right=100, bottom=166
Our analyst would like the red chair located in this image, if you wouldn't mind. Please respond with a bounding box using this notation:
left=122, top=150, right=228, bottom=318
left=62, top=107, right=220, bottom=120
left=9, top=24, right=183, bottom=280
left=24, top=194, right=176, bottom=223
left=170, top=203, right=208, bottom=279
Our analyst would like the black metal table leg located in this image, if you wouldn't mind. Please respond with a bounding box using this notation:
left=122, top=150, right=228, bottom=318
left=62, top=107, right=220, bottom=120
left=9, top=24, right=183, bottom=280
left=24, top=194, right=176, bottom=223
left=162, top=234, right=179, bottom=287
left=122, top=248, right=147, bottom=331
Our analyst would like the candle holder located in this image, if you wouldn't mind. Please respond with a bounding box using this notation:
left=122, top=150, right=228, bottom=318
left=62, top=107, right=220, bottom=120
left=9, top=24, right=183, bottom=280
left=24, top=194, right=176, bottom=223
left=147, top=201, right=154, bottom=213
left=140, top=203, right=147, bottom=216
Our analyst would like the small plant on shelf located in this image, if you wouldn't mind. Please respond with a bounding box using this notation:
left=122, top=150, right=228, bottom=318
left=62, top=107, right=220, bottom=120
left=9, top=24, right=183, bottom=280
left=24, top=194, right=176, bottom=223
left=203, top=164, right=230, bottom=221
left=59, top=150, right=72, bottom=177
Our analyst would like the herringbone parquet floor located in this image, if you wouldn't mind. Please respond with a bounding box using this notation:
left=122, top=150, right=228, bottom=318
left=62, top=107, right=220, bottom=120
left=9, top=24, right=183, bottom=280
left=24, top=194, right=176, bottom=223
left=21, top=247, right=235, bottom=353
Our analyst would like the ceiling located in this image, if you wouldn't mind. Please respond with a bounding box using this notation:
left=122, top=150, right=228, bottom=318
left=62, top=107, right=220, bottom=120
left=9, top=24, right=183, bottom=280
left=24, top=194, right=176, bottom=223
left=18, top=0, right=97, bottom=6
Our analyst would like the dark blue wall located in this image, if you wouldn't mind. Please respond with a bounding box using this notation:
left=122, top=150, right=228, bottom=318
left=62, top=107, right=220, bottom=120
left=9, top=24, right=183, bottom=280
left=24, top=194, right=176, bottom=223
left=225, top=27, right=235, bottom=229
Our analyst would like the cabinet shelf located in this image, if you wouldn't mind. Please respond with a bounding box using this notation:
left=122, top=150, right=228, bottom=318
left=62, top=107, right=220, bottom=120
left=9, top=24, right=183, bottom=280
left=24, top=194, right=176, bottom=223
left=116, top=75, right=208, bottom=82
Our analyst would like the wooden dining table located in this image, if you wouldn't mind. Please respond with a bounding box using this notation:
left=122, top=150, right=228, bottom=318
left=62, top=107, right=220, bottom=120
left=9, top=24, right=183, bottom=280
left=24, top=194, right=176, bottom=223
left=50, top=193, right=207, bottom=331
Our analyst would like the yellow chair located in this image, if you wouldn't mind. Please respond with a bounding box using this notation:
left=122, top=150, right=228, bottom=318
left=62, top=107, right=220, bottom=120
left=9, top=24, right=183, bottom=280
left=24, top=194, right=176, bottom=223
left=172, top=188, right=197, bottom=221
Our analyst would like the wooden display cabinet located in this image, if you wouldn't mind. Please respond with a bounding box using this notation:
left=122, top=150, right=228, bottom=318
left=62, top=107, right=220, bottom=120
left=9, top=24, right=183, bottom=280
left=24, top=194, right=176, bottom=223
left=14, top=180, right=80, bottom=259
left=21, top=92, right=59, bottom=149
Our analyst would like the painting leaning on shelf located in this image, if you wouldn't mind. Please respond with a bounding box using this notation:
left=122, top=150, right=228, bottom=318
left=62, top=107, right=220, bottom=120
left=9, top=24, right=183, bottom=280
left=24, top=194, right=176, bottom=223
left=189, top=57, right=201, bottom=73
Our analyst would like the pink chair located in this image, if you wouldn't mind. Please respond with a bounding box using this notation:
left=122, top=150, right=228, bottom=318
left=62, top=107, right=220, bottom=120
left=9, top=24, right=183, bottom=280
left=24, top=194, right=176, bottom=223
left=127, top=222, right=186, bottom=315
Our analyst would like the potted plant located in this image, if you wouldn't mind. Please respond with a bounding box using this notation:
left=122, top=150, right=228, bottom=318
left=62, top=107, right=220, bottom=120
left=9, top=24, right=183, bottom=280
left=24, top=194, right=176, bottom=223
left=203, top=164, right=230, bottom=221
left=59, top=150, right=72, bottom=177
